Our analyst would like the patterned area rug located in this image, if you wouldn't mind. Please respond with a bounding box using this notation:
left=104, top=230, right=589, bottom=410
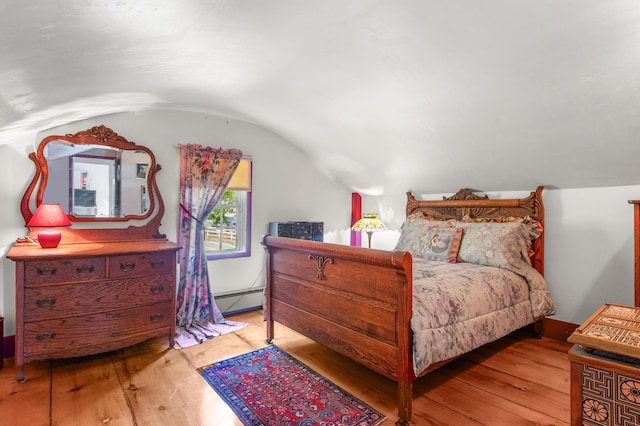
left=199, top=345, right=385, bottom=426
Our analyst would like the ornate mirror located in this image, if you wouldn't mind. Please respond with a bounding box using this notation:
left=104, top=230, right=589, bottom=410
left=20, top=125, right=166, bottom=242
left=42, top=140, right=152, bottom=220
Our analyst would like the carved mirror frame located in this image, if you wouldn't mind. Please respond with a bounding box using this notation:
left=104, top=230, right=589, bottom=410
left=19, top=125, right=167, bottom=243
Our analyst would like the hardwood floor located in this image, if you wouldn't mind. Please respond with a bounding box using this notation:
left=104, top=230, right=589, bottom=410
left=0, top=310, right=572, bottom=425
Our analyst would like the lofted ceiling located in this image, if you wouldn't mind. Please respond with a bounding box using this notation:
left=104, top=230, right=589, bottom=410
left=2, top=1, right=640, bottom=196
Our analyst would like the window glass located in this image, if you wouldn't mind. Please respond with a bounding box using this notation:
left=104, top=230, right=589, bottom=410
left=204, top=189, right=251, bottom=259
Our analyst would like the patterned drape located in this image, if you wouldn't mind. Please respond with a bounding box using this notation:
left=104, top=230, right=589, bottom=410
left=176, top=144, right=242, bottom=337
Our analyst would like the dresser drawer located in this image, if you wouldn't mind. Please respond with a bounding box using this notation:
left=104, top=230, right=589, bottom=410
left=24, top=274, right=174, bottom=322
left=109, top=252, right=173, bottom=278
left=24, top=257, right=106, bottom=285
left=23, top=302, right=173, bottom=358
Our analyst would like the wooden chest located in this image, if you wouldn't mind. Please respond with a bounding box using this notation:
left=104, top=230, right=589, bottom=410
left=568, top=304, right=640, bottom=425
left=7, top=240, right=181, bottom=381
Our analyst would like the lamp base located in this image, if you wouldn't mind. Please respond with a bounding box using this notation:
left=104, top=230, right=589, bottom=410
left=37, top=229, right=62, bottom=248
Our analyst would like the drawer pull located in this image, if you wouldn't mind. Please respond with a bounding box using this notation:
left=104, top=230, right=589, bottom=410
left=35, top=298, right=56, bottom=307
left=151, top=260, right=165, bottom=269
left=119, top=262, right=136, bottom=272
left=149, top=313, right=164, bottom=323
left=150, top=285, right=164, bottom=294
left=37, top=267, right=57, bottom=277
left=36, top=332, right=56, bottom=341
left=76, top=265, right=95, bottom=274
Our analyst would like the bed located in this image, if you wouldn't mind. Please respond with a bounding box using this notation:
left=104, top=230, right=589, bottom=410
left=260, top=186, right=555, bottom=425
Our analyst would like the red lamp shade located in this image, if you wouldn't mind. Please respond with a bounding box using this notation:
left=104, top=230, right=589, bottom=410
left=27, top=203, right=72, bottom=248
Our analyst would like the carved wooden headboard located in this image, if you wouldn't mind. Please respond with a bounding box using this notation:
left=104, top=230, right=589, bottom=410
left=405, top=186, right=545, bottom=275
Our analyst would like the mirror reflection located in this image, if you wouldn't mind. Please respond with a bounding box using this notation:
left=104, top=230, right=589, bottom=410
left=43, top=141, right=151, bottom=218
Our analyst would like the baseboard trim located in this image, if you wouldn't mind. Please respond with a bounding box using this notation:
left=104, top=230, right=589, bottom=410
left=543, top=317, right=579, bottom=342
left=224, top=306, right=262, bottom=317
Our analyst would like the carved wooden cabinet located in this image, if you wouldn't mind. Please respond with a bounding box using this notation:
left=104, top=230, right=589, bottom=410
left=569, top=345, right=640, bottom=426
left=568, top=304, right=640, bottom=425
left=7, top=241, right=180, bottom=381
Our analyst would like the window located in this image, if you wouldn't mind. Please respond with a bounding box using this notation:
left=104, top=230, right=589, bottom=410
left=205, top=159, right=252, bottom=259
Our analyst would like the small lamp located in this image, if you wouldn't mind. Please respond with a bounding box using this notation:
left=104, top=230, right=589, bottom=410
left=351, top=213, right=386, bottom=248
left=27, top=203, right=72, bottom=248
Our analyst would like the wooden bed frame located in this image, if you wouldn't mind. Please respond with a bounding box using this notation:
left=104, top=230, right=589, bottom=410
left=261, top=186, right=545, bottom=425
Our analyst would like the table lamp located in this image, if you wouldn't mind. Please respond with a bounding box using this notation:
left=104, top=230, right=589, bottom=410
left=27, top=203, right=72, bottom=248
left=351, top=213, right=386, bottom=248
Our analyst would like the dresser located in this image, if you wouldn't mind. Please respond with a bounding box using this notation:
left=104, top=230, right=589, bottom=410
left=7, top=240, right=180, bottom=381
left=7, top=125, right=184, bottom=382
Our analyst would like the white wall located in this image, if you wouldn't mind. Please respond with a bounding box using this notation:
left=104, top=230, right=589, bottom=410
left=1, top=109, right=638, bottom=334
left=0, top=109, right=353, bottom=335
left=360, top=186, right=640, bottom=325
left=544, top=186, right=638, bottom=323
left=0, top=140, right=34, bottom=337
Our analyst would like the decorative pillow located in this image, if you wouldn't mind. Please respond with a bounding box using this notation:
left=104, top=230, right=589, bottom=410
left=421, top=227, right=463, bottom=263
left=455, top=221, right=537, bottom=273
left=459, top=214, right=543, bottom=258
left=394, top=214, right=456, bottom=256
left=460, top=214, right=543, bottom=238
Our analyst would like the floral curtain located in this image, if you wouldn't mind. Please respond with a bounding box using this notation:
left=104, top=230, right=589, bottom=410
left=176, top=144, right=242, bottom=342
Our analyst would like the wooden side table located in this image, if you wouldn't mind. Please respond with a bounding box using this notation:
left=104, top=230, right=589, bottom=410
left=568, top=304, right=640, bottom=425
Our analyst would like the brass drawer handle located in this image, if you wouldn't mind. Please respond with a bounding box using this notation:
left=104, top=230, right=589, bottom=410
left=119, top=262, right=136, bottom=272
left=36, top=332, right=56, bottom=341
left=76, top=265, right=95, bottom=274
left=35, top=298, right=56, bottom=308
left=37, top=267, right=57, bottom=276
left=149, top=313, right=164, bottom=322
left=150, top=260, right=165, bottom=269
left=150, top=285, right=164, bottom=294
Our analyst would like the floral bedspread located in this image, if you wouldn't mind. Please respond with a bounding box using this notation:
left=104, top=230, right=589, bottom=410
left=411, top=259, right=555, bottom=376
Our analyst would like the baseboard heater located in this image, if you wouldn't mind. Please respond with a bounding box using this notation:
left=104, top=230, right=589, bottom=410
left=215, top=287, right=265, bottom=299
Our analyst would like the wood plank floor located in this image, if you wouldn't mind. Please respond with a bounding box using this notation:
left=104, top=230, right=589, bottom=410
left=0, top=310, right=572, bottom=425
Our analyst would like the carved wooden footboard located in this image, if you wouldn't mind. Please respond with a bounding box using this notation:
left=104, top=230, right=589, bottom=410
left=261, top=235, right=415, bottom=423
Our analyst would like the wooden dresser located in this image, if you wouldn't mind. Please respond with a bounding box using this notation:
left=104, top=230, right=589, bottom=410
left=7, top=124, right=182, bottom=381
left=7, top=240, right=181, bottom=381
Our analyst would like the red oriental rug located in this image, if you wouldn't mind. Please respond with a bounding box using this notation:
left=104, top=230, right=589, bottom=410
left=199, top=345, right=385, bottom=426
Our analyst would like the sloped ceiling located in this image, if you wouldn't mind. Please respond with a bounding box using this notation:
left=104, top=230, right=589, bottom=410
left=2, top=1, right=640, bottom=196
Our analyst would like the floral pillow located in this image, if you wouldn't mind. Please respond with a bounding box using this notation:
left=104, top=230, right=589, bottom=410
left=455, top=221, right=538, bottom=273
left=459, top=214, right=543, bottom=258
left=394, top=213, right=456, bottom=256
left=460, top=214, right=543, bottom=239
left=421, top=227, right=463, bottom=263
